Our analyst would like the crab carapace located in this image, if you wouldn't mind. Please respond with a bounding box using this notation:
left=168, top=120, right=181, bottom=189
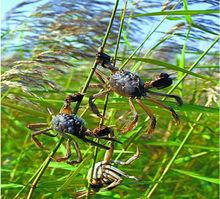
left=87, top=141, right=140, bottom=192
left=89, top=52, right=183, bottom=134
left=27, top=93, right=120, bottom=165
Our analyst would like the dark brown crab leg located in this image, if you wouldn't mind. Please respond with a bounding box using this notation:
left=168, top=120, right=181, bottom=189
left=27, top=123, right=48, bottom=130
left=145, top=96, right=180, bottom=124
left=95, top=70, right=108, bottom=84
left=31, top=127, right=53, bottom=148
left=67, top=140, right=82, bottom=165
left=123, top=98, right=139, bottom=133
left=56, top=139, right=72, bottom=162
left=81, top=137, right=110, bottom=150
left=146, top=90, right=183, bottom=105
left=88, top=69, right=108, bottom=88
left=88, top=135, right=121, bottom=143
left=84, top=130, right=121, bottom=144
left=56, top=139, right=82, bottom=165
left=89, top=89, right=112, bottom=118
left=28, top=123, right=58, bottom=147
left=89, top=83, right=105, bottom=89
left=136, top=98, right=156, bottom=135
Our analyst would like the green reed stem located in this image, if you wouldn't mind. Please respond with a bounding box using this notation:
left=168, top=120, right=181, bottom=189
left=26, top=137, right=64, bottom=199
left=74, top=0, right=119, bottom=114
left=14, top=161, right=45, bottom=199
left=113, top=0, right=128, bottom=65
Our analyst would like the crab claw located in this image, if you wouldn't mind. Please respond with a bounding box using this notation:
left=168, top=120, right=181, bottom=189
left=96, top=52, right=111, bottom=66
left=93, top=125, right=113, bottom=136
left=66, top=93, right=84, bottom=104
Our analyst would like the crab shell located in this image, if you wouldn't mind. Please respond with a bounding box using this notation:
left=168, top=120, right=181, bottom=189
left=87, top=161, right=130, bottom=191
left=109, top=70, right=145, bottom=98
left=87, top=161, right=114, bottom=191
left=51, top=113, right=86, bottom=139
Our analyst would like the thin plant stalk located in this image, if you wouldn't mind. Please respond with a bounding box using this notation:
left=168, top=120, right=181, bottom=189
left=14, top=163, right=45, bottom=199
left=13, top=148, right=48, bottom=198
left=55, top=148, right=93, bottom=195
left=143, top=127, right=183, bottom=197
left=114, top=0, right=128, bottom=65
left=26, top=137, right=64, bottom=199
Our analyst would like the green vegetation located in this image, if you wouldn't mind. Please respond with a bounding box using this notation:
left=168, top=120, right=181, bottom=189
left=1, top=0, right=219, bottom=198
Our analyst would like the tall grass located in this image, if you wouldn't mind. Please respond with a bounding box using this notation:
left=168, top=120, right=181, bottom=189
left=1, top=0, right=219, bottom=198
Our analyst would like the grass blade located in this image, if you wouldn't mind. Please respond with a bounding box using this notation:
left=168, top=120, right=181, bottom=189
left=133, top=10, right=219, bottom=18
left=172, top=169, right=219, bottom=184
left=129, top=57, right=215, bottom=82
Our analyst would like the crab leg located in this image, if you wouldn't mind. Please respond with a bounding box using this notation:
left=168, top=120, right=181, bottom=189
left=56, top=139, right=72, bottom=162
left=103, top=173, right=122, bottom=190
left=96, top=136, right=121, bottom=143
left=67, top=139, right=82, bottom=165
left=146, top=90, right=183, bottom=105
left=65, top=93, right=84, bottom=104
left=95, top=70, right=108, bottom=84
left=88, top=70, right=108, bottom=88
left=28, top=124, right=57, bottom=137
left=104, top=165, right=138, bottom=180
left=43, top=132, right=58, bottom=137
left=81, top=137, right=110, bottom=150
left=145, top=96, right=180, bottom=124
left=85, top=130, right=121, bottom=143
left=31, top=127, right=53, bottom=148
left=89, top=89, right=111, bottom=117
left=56, top=139, right=82, bottom=164
left=136, top=98, right=156, bottom=135
left=103, top=142, right=114, bottom=164
left=27, top=123, right=48, bottom=130
left=111, top=147, right=140, bottom=165
left=89, top=83, right=105, bottom=89
left=123, top=98, right=139, bottom=133
left=60, top=93, right=84, bottom=115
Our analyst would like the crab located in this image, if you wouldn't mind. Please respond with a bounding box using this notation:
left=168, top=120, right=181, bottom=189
left=89, top=52, right=183, bottom=134
left=87, top=141, right=140, bottom=192
left=27, top=93, right=120, bottom=165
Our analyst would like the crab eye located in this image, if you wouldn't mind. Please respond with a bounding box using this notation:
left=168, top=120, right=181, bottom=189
left=90, top=179, right=102, bottom=192
left=159, top=73, right=169, bottom=78
left=96, top=52, right=111, bottom=62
